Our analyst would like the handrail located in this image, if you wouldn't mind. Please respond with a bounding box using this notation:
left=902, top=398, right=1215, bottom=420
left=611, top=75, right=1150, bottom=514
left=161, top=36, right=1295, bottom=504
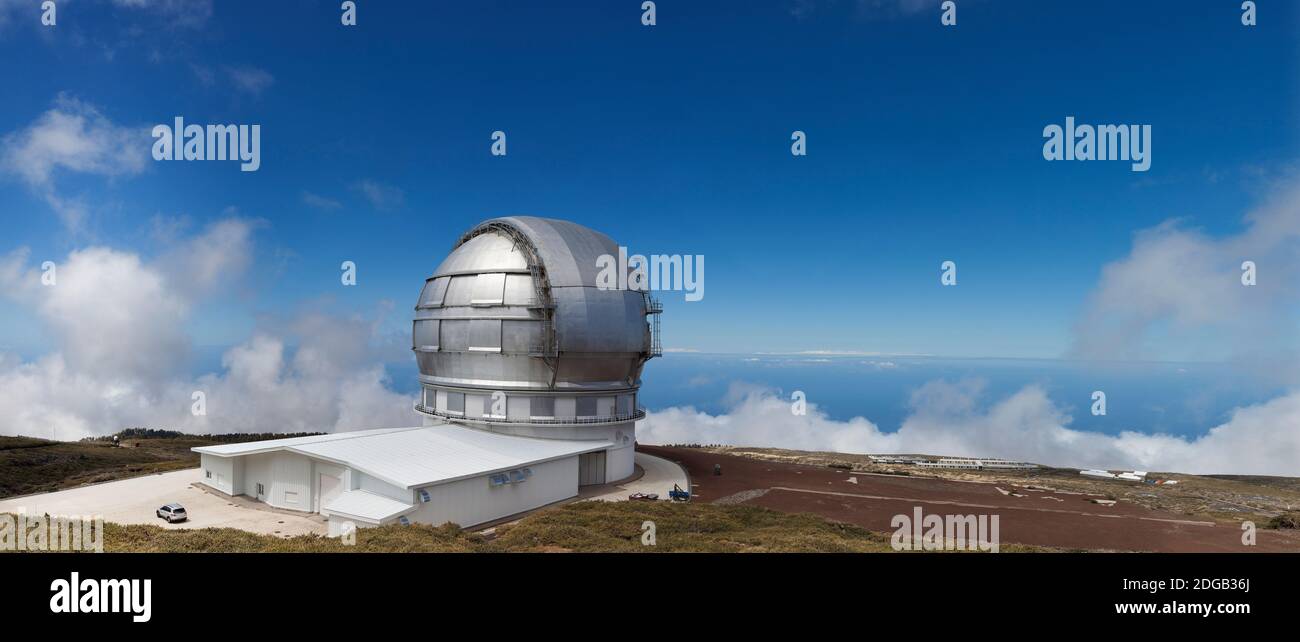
left=415, top=404, right=646, bottom=425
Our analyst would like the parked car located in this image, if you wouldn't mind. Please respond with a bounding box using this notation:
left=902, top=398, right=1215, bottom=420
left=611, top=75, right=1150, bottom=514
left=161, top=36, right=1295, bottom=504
left=156, top=503, right=188, bottom=523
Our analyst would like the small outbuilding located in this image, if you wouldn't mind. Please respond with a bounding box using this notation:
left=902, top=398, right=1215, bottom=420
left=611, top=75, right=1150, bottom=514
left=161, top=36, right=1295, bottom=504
left=195, top=423, right=611, bottom=533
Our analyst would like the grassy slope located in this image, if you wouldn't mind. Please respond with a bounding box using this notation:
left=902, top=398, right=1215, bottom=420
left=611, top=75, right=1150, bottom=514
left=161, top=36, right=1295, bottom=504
left=0, top=433, right=321, bottom=499
left=11, top=502, right=1055, bottom=553
left=0, top=436, right=213, bottom=499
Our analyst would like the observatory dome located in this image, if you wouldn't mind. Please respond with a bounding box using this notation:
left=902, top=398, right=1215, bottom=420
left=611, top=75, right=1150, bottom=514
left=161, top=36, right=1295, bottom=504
left=412, top=217, right=661, bottom=483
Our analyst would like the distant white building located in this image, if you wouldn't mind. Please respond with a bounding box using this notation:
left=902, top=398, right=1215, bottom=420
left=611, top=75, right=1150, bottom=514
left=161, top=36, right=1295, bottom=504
left=1080, top=469, right=1116, bottom=479
left=1080, top=469, right=1147, bottom=482
left=914, top=457, right=1037, bottom=470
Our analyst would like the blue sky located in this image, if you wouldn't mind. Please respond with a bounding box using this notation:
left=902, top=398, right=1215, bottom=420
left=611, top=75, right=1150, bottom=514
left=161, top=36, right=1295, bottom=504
left=2, top=1, right=1299, bottom=472
left=0, top=0, right=1296, bottom=360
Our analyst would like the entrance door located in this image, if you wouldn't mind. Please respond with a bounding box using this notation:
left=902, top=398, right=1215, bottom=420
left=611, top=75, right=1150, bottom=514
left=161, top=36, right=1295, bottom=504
left=578, top=451, right=606, bottom=486
left=316, top=473, right=343, bottom=514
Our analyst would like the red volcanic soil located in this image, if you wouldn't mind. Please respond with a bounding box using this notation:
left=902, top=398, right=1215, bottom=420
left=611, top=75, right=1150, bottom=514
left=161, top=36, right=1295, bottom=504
left=639, top=446, right=1300, bottom=553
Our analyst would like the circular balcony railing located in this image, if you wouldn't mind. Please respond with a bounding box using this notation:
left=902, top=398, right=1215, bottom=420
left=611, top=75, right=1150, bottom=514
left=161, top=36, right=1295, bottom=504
left=415, top=404, right=646, bottom=426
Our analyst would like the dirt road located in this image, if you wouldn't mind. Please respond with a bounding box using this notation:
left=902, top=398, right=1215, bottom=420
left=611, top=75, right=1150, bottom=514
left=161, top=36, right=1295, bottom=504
left=640, top=446, right=1300, bottom=552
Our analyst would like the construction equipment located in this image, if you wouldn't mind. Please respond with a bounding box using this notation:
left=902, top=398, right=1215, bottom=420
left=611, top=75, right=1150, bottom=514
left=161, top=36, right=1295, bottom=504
left=668, top=484, right=690, bottom=502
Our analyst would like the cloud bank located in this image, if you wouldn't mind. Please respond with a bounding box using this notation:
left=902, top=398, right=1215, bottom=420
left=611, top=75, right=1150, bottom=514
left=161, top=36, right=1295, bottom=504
left=0, top=219, right=414, bottom=441
left=639, top=381, right=1300, bottom=476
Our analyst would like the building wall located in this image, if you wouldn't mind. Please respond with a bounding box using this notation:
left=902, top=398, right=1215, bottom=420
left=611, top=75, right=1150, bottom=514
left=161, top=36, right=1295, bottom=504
left=467, top=421, right=637, bottom=484
left=356, top=471, right=413, bottom=504
left=242, top=451, right=314, bottom=512
left=407, top=455, right=578, bottom=528
left=199, top=454, right=235, bottom=495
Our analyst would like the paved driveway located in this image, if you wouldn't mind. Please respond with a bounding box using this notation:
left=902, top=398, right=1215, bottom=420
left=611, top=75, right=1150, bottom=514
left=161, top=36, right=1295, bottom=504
left=581, top=452, right=690, bottom=502
left=0, top=469, right=326, bottom=537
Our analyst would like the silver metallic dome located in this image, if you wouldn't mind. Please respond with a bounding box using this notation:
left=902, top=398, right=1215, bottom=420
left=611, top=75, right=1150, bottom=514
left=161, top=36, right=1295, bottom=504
left=412, top=217, right=661, bottom=473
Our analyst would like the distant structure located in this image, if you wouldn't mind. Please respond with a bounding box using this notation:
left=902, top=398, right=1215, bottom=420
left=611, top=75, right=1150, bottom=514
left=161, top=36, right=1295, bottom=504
left=1081, top=469, right=1148, bottom=481
left=195, top=217, right=662, bottom=533
left=868, top=455, right=1038, bottom=470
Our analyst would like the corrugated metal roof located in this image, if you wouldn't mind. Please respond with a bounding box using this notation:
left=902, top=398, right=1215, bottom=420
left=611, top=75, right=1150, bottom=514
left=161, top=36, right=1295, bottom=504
left=294, top=425, right=611, bottom=489
left=323, top=490, right=415, bottom=523
left=193, top=424, right=611, bottom=490
left=192, top=427, right=421, bottom=457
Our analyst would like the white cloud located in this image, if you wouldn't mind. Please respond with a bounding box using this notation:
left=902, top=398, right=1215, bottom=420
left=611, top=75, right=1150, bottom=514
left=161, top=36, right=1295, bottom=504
left=639, top=381, right=1300, bottom=475
left=1072, top=182, right=1300, bottom=371
left=224, top=66, right=274, bottom=96
left=1, top=95, right=148, bottom=186
left=0, top=95, right=149, bottom=231
left=111, top=0, right=213, bottom=29
left=352, top=179, right=405, bottom=211
left=0, top=219, right=415, bottom=441
left=301, top=191, right=343, bottom=211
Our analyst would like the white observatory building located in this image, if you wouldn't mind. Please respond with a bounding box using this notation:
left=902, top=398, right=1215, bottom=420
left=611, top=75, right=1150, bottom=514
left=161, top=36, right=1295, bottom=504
left=194, top=217, right=661, bottom=533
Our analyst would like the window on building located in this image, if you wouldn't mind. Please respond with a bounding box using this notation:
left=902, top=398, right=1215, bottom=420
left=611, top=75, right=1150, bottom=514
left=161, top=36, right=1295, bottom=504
left=576, top=397, right=597, bottom=417
left=446, top=392, right=465, bottom=414
left=256, top=483, right=265, bottom=496
left=205, top=470, right=212, bottom=479
left=530, top=396, right=555, bottom=418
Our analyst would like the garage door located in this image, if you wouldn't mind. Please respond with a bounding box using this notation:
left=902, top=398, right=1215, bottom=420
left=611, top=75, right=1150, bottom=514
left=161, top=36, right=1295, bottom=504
left=316, top=473, right=343, bottom=514
left=578, top=451, right=606, bottom=486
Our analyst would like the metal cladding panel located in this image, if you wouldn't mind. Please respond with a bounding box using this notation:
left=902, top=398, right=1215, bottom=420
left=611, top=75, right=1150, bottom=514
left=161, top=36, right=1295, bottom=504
left=243, top=451, right=313, bottom=511
left=200, top=454, right=235, bottom=495
left=418, top=351, right=554, bottom=388
left=408, top=454, right=578, bottom=529
left=471, top=273, right=506, bottom=305
left=491, top=216, right=619, bottom=288
left=413, top=319, right=439, bottom=350
left=553, top=286, right=645, bottom=353
left=420, top=277, right=448, bottom=307
left=442, top=276, right=476, bottom=306
left=433, top=232, right=528, bottom=276
left=502, top=274, right=534, bottom=305
left=468, top=319, right=502, bottom=351
left=440, top=320, right=470, bottom=351
left=501, top=319, right=537, bottom=353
